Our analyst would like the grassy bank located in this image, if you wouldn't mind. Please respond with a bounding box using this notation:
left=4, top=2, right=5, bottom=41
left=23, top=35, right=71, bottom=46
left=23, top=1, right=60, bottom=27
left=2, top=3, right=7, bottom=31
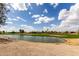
left=0, top=32, right=79, bottom=38
left=26, top=33, right=79, bottom=38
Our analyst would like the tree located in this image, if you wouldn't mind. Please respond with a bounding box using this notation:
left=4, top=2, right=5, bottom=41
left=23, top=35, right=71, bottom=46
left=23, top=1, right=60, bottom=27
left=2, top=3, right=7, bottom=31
left=11, top=31, right=16, bottom=34
left=0, top=3, right=9, bottom=25
left=19, top=29, right=25, bottom=33
left=2, top=30, right=5, bottom=34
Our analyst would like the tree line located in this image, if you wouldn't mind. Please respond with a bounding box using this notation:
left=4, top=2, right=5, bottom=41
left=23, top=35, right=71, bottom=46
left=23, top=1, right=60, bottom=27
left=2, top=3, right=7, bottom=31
left=0, top=29, right=79, bottom=35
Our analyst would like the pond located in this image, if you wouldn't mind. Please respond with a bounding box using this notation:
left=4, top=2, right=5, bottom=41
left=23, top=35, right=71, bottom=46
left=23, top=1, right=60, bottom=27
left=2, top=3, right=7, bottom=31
left=0, top=35, right=65, bottom=43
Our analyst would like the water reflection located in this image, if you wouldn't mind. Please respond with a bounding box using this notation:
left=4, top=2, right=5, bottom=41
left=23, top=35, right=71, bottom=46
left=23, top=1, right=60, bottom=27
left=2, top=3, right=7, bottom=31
left=19, top=34, right=25, bottom=40
left=0, top=35, right=65, bottom=43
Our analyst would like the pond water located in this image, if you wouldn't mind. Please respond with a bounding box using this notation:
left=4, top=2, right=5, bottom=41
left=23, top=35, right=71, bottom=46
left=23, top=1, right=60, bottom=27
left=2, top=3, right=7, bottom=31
left=0, top=35, right=65, bottom=43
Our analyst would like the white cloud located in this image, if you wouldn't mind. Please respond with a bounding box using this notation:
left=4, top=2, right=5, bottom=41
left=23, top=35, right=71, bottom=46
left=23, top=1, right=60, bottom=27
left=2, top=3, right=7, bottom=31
left=53, top=3, right=59, bottom=8
left=34, top=21, right=41, bottom=24
left=21, top=25, right=27, bottom=27
left=36, top=3, right=44, bottom=6
left=42, top=24, right=57, bottom=31
left=20, top=24, right=36, bottom=32
left=9, top=3, right=28, bottom=11
left=50, top=24, right=56, bottom=27
left=16, top=16, right=26, bottom=22
left=32, top=15, right=40, bottom=18
left=43, top=9, right=48, bottom=13
left=16, top=16, right=21, bottom=19
left=12, top=19, right=18, bottom=21
left=50, top=3, right=59, bottom=8
left=7, top=16, right=26, bottom=22
left=28, top=12, right=32, bottom=15
left=8, top=18, right=19, bottom=21
left=34, top=16, right=55, bottom=24
left=32, top=14, right=55, bottom=24
left=58, top=9, right=69, bottom=20
left=41, top=14, right=44, bottom=16
left=43, top=27, right=50, bottom=31
left=27, top=3, right=33, bottom=9
left=0, top=25, right=19, bottom=32
left=0, top=24, right=36, bottom=32
left=55, top=3, right=79, bottom=32
left=6, top=21, right=13, bottom=24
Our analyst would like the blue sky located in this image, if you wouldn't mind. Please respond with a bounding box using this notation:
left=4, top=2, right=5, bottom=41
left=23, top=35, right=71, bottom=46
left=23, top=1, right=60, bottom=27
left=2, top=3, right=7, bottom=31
left=1, top=3, right=79, bottom=32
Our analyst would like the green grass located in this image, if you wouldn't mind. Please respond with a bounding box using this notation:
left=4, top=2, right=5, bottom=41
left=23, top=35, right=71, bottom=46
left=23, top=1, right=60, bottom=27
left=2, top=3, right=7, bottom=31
left=59, top=34, right=79, bottom=38
left=29, top=33, right=79, bottom=38
left=26, top=33, right=79, bottom=38
left=0, top=33, right=79, bottom=38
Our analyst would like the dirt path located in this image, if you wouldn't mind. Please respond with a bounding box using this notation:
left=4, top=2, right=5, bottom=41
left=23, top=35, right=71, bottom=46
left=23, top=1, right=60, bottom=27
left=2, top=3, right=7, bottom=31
left=0, top=40, right=79, bottom=56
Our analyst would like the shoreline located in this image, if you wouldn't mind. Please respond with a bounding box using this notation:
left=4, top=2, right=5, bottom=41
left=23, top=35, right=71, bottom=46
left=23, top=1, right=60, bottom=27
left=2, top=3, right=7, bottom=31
left=0, top=37, right=79, bottom=55
left=0, top=38, right=78, bottom=55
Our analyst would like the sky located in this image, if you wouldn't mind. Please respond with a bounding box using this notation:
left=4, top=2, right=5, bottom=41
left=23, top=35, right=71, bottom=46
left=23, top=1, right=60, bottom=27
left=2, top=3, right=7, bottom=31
left=1, top=3, right=79, bottom=32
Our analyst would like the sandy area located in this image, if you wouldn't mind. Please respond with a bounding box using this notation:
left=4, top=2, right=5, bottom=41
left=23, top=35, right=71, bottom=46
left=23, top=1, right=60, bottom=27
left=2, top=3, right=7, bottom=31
left=65, top=39, right=79, bottom=45
left=0, top=39, right=79, bottom=56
